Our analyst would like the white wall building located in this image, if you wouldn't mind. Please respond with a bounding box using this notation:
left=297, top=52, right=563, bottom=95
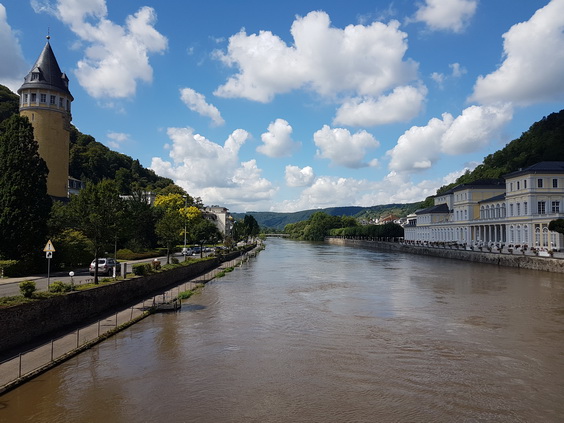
left=204, top=206, right=233, bottom=236
left=404, top=162, right=564, bottom=250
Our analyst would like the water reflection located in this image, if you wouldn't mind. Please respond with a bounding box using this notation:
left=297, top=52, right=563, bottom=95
left=2, top=238, right=564, bottom=422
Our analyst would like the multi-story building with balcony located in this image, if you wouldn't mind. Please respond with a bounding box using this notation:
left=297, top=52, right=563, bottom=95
left=404, top=162, right=564, bottom=250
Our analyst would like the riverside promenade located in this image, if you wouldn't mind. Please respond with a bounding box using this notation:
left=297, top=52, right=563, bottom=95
left=326, top=237, right=564, bottom=274
left=0, top=246, right=261, bottom=395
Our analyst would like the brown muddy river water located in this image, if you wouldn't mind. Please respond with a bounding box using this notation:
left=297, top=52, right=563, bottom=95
left=1, top=238, right=564, bottom=422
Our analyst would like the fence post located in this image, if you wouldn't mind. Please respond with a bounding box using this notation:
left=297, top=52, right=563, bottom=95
left=77, top=329, right=80, bottom=348
left=51, top=339, right=54, bottom=361
left=98, top=320, right=101, bottom=337
left=115, top=312, right=118, bottom=328
left=18, top=353, right=22, bottom=378
left=130, top=307, right=134, bottom=320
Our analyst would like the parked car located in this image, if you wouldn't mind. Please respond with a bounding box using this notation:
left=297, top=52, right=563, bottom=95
left=90, top=258, right=120, bottom=276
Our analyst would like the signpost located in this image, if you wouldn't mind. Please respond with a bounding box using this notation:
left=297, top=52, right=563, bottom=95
left=43, top=240, right=56, bottom=288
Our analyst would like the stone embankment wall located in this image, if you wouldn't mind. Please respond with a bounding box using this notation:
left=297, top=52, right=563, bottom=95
left=326, top=237, right=564, bottom=274
left=0, top=248, right=254, bottom=355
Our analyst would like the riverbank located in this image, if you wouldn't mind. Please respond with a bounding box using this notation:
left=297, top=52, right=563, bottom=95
left=325, top=237, right=564, bottom=273
left=0, top=244, right=262, bottom=395
left=0, top=246, right=258, bottom=357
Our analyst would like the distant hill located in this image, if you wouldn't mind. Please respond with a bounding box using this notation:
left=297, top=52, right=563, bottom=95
left=233, top=203, right=423, bottom=230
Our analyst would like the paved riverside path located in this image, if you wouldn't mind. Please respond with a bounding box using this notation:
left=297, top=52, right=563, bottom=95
left=0, top=250, right=255, bottom=394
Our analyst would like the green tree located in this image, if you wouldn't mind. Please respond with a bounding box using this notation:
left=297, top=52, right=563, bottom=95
left=69, top=179, right=125, bottom=283
left=0, top=115, right=52, bottom=262
left=51, top=229, right=93, bottom=269
left=243, top=214, right=260, bottom=240
left=191, top=218, right=221, bottom=257
left=0, top=84, right=19, bottom=125
left=548, top=219, right=564, bottom=235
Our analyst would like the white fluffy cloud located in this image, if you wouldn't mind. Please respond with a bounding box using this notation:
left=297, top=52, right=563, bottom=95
left=150, top=127, right=276, bottom=210
left=387, top=104, right=513, bottom=172
left=413, top=0, right=477, bottom=33
left=274, top=172, right=443, bottom=212
left=441, top=104, right=513, bottom=154
left=257, top=119, right=301, bottom=158
left=180, top=88, right=224, bottom=126
left=285, top=165, right=315, bottom=187
left=314, top=125, right=380, bottom=169
left=36, top=0, right=168, bottom=99
left=0, top=5, right=29, bottom=92
left=214, top=10, right=417, bottom=102
left=333, top=85, right=427, bottom=126
left=470, top=0, right=564, bottom=105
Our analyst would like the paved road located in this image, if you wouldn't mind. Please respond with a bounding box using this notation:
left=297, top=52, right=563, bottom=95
left=0, top=253, right=202, bottom=297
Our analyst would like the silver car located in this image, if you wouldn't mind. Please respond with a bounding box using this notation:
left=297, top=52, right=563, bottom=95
left=89, top=258, right=120, bottom=276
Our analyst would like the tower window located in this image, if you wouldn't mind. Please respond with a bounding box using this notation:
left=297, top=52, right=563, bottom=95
left=553, top=178, right=558, bottom=188
left=59, top=98, right=63, bottom=107
left=31, top=93, right=37, bottom=103
left=24, top=94, right=28, bottom=103
left=50, top=95, right=56, bottom=105
left=40, top=93, right=46, bottom=103
left=538, top=178, right=543, bottom=188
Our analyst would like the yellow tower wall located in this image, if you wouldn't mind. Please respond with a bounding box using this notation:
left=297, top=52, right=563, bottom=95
left=20, top=107, right=70, bottom=198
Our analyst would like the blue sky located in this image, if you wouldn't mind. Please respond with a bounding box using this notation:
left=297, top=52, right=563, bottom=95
left=1, top=0, right=563, bottom=212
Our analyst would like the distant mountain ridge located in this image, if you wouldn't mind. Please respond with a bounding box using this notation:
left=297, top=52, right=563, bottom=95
left=232, top=204, right=422, bottom=230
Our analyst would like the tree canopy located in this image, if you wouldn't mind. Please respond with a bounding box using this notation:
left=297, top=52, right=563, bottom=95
left=68, top=179, right=125, bottom=282
left=284, top=212, right=359, bottom=241
left=0, top=115, right=52, bottom=261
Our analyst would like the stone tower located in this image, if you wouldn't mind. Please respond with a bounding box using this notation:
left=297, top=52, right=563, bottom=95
left=18, top=37, right=73, bottom=199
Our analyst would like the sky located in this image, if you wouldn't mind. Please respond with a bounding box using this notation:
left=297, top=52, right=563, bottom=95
left=1, top=0, right=563, bottom=213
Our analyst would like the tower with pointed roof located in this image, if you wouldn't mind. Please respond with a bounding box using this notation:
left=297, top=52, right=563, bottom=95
left=17, top=36, right=73, bottom=199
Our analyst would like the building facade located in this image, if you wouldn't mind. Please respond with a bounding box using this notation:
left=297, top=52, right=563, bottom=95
left=17, top=38, right=73, bottom=199
left=404, top=162, right=564, bottom=250
left=203, top=206, right=233, bottom=236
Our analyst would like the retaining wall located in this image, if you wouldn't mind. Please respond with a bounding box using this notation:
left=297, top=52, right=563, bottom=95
left=325, top=237, right=564, bottom=273
left=0, top=247, right=254, bottom=356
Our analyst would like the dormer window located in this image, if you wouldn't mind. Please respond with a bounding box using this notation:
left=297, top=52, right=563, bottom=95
left=31, top=72, right=39, bottom=81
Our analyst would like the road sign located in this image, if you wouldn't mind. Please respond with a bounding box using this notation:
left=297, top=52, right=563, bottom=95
left=46, top=251, right=53, bottom=259
left=43, top=239, right=56, bottom=252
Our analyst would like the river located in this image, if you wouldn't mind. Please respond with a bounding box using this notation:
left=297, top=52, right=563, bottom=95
left=1, top=238, right=564, bottom=422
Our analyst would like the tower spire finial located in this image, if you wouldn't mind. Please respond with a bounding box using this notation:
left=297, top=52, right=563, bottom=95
left=47, top=27, right=50, bottom=41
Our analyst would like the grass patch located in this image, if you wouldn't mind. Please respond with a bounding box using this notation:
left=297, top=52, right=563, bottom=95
left=216, top=266, right=235, bottom=278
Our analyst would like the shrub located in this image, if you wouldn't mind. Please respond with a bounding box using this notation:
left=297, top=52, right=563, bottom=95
left=171, top=257, right=179, bottom=264
left=132, top=263, right=151, bottom=276
left=49, top=280, right=73, bottom=293
left=19, top=280, right=37, bottom=298
left=116, top=248, right=136, bottom=260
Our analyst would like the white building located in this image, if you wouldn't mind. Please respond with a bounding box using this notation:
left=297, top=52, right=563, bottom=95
left=203, top=206, right=233, bottom=236
left=404, top=162, right=564, bottom=250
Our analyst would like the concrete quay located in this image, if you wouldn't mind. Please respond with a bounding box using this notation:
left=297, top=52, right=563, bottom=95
left=325, top=237, right=564, bottom=274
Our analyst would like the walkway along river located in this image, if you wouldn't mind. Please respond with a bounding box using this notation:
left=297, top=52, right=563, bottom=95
left=1, top=237, right=563, bottom=422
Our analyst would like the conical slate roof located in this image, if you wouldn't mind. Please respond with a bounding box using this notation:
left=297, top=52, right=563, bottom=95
left=18, top=40, right=73, bottom=99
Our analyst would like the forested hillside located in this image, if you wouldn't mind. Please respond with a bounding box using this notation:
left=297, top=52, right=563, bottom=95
left=0, top=84, right=176, bottom=194
left=437, top=109, right=564, bottom=195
